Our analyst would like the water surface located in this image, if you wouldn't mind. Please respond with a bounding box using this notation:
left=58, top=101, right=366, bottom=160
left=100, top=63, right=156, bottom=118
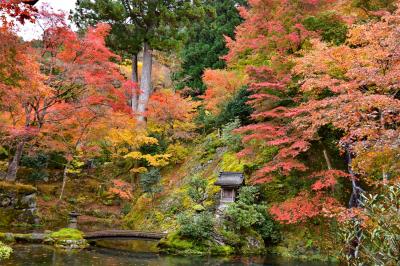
left=4, top=244, right=336, bottom=266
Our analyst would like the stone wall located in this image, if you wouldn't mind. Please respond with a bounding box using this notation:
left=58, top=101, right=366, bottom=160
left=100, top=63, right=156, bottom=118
left=0, top=182, right=39, bottom=226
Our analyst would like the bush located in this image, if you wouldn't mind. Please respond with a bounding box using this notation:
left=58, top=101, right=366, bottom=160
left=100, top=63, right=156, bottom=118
left=20, top=153, right=49, bottom=182
left=177, top=211, right=214, bottom=241
left=340, top=184, right=400, bottom=265
left=223, top=186, right=280, bottom=244
left=0, top=241, right=12, bottom=260
left=187, top=176, right=208, bottom=205
left=139, top=168, right=163, bottom=198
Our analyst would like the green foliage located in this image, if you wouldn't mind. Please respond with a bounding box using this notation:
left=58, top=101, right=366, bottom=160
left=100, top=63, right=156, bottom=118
left=74, top=0, right=142, bottom=58
left=0, top=241, right=12, bottom=260
left=224, top=202, right=264, bottom=231
left=49, top=228, right=84, bottom=241
left=352, top=0, right=397, bottom=12
left=215, top=87, right=254, bottom=128
left=221, top=118, right=242, bottom=152
left=177, top=211, right=214, bottom=241
left=160, top=232, right=194, bottom=251
left=187, top=176, right=208, bottom=205
left=223, top=186, right=280, bottom=244
left=21, top=153, right=49, bottom=182
left=202, top=132, right=224, bottom=158
left=174, top=0, right=245, bottom=95
left=139, top=168, right=163, bottom=197
left=303, top=12, right=348, bottom=45
left=340, top=184, right=400, bottom=265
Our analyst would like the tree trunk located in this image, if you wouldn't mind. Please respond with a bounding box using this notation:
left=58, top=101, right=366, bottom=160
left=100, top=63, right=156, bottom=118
left=322, top=148, right=332, bottom=170
left=131, top=53, right=139, bottom=113
left=137, top=42, right=153, bottom=123
left=6, top=140, right=25, bottom=181
left=346, top=147, right=364, bottom=259
left=59, top=163, right=69, bottom=201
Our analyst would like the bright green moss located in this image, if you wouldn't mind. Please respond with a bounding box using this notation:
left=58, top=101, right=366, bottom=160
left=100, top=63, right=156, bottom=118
left=49, top=228, right=84, bottom=240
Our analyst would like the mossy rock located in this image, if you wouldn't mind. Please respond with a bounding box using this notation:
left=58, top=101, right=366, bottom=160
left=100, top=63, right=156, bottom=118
left=158, top=233, right=203, bottom=255
left=240, top=230, right=266, bottom=255
left=47, top=228, right=88, bottom=249
left=159, top=232, right=234, bottom=256
left=49, top=228, right=84, bottom=241
left=209, top=245, right=234, bottom=255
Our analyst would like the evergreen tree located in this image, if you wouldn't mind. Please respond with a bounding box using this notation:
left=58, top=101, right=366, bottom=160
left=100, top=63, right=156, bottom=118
left=173, top=0, right=245, bottom=96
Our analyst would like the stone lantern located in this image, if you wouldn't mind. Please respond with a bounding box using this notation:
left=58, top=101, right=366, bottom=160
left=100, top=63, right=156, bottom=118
left=214, top=172, right=244, bottom=211
left=68, top=211, right=80, bottom=229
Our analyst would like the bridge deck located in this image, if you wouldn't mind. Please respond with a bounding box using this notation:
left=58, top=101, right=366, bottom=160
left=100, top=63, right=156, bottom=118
left=84, top=230, right=167, bottom=240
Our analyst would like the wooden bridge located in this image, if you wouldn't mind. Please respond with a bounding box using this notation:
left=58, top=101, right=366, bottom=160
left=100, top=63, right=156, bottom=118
left=84, top=230, right=167, bottom=241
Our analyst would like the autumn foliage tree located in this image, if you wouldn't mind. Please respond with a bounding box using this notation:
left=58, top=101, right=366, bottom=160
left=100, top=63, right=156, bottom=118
left=233, top=0, right=400, bottom=224
left=147, top=90, right=200, bottom=142
left=214, top=0, right=350, bottom=224
left=202, top=69, right=247, bottom=115
left=0, top=6, right=131, bottom=182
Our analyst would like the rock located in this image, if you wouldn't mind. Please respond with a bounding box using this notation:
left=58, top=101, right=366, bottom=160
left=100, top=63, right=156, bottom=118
left=30, top=233, right=46, bottom=243
left=0, top=196, right=11, bottom=207
left=0, top=182, right=39, bottom=226
left=21, top=193, right=37, bottom=209
left=240, top=230, right=266, bottom=255
left=54, top=239, right=89, bottom=249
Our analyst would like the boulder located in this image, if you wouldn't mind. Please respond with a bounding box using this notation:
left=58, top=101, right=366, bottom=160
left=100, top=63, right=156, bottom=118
left=0, top=182, right=39, bottom=226
left=240, top=230, right=266, bottom=255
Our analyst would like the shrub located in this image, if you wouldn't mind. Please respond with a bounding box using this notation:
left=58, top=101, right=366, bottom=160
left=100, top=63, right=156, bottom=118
left=177, top=211, right=214, bottom=241
left=21, top=153, right=49, bottom=182
left=340, top=184, right=400, bottom=265
left=187, top=176, right=208, bottom=205
left=0, top=242, right=12, bottom=260
left=223, top=186, right=280, bottom=244
left=139, top=168, right=163, bottom=198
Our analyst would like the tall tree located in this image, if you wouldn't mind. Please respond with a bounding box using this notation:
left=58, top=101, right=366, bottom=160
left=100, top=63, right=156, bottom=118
left=75, top=0, right=205, bottom=122
left=74, top=0, right=142, bottom=112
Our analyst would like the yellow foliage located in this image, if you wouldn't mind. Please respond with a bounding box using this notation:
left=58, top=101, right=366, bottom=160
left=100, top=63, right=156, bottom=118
left=106, top=128, right=158, bottom=152
left=166, top=143, right=189, bottom=164
left=221, top=152, right=245, bottom=172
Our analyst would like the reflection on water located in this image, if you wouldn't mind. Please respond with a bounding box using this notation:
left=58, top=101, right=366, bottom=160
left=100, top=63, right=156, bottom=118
left=91, top=238, right=160, bottom=253
left=4, top=244, right=337, bottom=266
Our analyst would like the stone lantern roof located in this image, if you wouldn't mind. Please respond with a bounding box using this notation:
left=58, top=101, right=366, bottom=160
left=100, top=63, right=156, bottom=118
left=214, top=172, right=244, bottom=188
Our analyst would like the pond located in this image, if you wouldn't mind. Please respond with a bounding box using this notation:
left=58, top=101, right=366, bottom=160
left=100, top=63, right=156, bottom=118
left=4, top=243, right=337, bottom=266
